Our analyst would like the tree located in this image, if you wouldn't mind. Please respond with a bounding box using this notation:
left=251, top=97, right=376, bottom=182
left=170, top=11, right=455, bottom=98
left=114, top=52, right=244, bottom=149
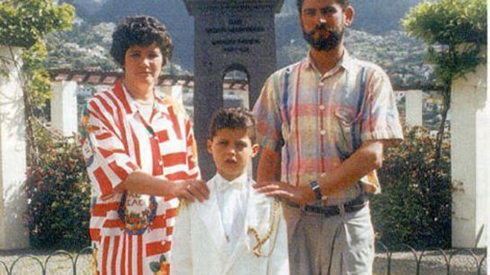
left=0, top=1, right=92, bottom=250
left=402, top=0, right=487, bottom=180
left=0, top=0, right=74, bottom=48
left=0, top=0, right=75, bottom=165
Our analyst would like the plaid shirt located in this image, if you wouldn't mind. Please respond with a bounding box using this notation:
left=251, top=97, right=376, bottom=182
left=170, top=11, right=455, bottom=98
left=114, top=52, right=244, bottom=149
left=81, top=80, right=200, bottom=274
left=253, top=51, right=403, bottom=204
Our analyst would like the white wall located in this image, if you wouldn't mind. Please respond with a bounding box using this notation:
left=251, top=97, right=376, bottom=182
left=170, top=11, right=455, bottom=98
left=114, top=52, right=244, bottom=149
left=0, top=46, right=29, bottom=249
left=405, top=90, right=423, bottom=126
left=451, top=61, right=488, bottom=248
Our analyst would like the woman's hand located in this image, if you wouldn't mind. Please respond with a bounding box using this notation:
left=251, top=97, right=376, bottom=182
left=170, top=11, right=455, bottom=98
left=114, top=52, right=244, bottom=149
left=114, top=171, right=209, bottom=202
left=171, top=179, right=209, bottom=203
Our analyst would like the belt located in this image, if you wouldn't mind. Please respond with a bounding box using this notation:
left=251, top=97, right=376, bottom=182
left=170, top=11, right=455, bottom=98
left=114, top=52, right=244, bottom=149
left=287, top=193, right=368, bottom=218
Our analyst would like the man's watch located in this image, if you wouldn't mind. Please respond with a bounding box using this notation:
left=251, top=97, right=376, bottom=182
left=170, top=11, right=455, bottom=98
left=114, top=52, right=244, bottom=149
left=309, top=180, right=323, bottom=202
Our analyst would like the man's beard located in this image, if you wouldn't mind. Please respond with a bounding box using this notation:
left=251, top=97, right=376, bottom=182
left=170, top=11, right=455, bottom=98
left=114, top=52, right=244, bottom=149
left=303, top=25, right=343, bottom=52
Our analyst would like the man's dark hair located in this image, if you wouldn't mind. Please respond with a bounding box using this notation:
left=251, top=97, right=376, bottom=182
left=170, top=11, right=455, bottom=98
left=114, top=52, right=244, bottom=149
left=208, top=107, right=257, bottom=143
left=296, top=0, right=351, bottom=14
left=110, top=15, right=173, bottom=68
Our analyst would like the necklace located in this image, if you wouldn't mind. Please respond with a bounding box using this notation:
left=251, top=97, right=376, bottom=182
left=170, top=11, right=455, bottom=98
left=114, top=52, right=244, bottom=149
left=247, top=199, right=281, bottom=257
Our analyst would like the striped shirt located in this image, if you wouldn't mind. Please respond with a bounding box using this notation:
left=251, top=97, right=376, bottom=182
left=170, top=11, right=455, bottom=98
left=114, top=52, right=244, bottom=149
left=81, top=80, right=200, bottom=274
left=253, top=51, right=403, bottom=204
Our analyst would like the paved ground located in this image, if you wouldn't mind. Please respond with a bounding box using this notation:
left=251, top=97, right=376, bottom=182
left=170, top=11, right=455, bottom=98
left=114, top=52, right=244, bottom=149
left=0, top=248, right=487, bottom=274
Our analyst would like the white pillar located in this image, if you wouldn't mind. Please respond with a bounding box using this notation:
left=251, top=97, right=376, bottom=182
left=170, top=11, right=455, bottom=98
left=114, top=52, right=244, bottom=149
left=405, top=89, right=423, bottom=126
left=451, top=61, right=488, bottom=248
left=171, top=85, right=184, bottom=106
left=0, top=46, right=29, bottom=249
left=51, top=81, right=78, bottom=136
left=156, top=85, right=184, bottom=107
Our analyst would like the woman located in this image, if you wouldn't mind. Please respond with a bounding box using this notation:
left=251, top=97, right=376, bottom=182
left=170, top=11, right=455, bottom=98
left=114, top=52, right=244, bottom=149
left=81, top=15, right=209, bottom=275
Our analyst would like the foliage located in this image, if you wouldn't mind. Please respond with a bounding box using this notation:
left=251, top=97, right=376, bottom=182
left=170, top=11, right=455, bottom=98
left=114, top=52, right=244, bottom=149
left=402, top=0, right=487, bottom=168
left=372, top=125, right=452, bottom=250
left=1, top=1, right=80, bottom=250
left=0, top=0, right=75, bottom=48
left=25, top=120, right=91, bottom=250
left=0, top=0, right=75, bottom=109
left=22, top=42, right=54, bottom=112
left=403, top=0, right=486, bottom=87
left=0, top=0, right=75, bottom=174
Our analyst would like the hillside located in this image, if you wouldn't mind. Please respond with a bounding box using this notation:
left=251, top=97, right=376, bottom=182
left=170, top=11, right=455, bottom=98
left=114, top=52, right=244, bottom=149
left=69, top=0, right=423, bottom=34
left=46, top=0, right=432, bottom=87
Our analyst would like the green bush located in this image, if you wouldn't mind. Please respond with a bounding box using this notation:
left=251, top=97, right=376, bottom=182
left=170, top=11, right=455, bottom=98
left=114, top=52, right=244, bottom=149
left=372, top=125, right=452, bottom=251
left=25, top=120, right=91, bottom=250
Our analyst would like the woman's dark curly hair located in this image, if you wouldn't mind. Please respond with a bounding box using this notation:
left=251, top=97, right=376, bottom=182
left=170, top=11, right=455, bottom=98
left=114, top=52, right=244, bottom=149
left=110, top=15, right=173, bottom=68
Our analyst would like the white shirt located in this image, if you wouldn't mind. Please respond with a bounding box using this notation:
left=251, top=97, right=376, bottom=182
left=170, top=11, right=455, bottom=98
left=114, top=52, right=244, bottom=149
left=134, top=101, right=154, bottom=122
left=214, top=173, right=249, bottom=248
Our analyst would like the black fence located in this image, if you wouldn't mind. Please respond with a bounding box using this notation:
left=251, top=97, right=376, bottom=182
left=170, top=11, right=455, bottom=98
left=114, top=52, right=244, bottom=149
left=375, top=243, right=487, bottom=275
left=0, top=244, right=487, bottom=274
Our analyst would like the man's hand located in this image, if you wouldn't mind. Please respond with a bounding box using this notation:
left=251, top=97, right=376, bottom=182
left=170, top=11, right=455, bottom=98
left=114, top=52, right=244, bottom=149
left=253, top=180, right=315, bottom=206
left=171, top=179, right=209, bottom=203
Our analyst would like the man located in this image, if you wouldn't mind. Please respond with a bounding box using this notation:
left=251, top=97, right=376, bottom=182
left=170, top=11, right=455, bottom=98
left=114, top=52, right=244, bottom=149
left=252, top=0, right=403, bottom=274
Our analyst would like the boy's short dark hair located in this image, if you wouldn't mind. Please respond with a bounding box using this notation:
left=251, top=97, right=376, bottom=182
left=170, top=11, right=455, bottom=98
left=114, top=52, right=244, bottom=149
left=208, top=107, right=257, bottom=143
left=110, top=15, right=173, bottom=68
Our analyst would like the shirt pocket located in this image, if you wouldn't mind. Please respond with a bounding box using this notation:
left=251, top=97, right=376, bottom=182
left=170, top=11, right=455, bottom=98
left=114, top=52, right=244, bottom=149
left=334, top=107, right=362, bottom=154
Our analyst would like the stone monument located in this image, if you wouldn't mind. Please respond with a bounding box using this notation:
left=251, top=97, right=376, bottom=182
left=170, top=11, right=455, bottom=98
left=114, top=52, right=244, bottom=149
left=183, top=0, right=284, bottom=179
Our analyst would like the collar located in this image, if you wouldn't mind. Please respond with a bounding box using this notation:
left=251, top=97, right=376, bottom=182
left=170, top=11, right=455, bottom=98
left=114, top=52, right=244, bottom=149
left=214, top=172, right=249, bottom=192
left=115, top=79, right=168, bottom=116
left=305, top=50, right=356, bottom=75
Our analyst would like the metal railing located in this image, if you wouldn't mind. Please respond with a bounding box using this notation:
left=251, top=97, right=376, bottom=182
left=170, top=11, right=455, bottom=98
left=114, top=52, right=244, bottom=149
left=375, top=243, right=487, bottom=275
left=0, top=244, right=487, bottom=274
left=0, top=247, right=93, bottom=275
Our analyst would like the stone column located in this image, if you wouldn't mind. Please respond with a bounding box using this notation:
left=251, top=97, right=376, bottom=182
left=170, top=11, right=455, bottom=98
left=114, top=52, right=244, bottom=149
left=405, top=89, right=423, bottom=126
left=451, top=61, right=488, bottom=248
left=171, top=85, right=184, bottom=106
left=0, top=46, right=29, bottom=249
left=51, top=81, right=78, bottom=136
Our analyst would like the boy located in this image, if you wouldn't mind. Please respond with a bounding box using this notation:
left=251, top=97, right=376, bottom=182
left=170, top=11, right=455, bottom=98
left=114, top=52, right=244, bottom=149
left=170, top=107, right=289, bottom=275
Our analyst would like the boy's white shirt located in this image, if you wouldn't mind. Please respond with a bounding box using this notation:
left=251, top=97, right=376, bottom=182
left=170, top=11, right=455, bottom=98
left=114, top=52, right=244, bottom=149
left=170, top=173, right=290, bottom=275
left=215, top=173, right=248, bottom=248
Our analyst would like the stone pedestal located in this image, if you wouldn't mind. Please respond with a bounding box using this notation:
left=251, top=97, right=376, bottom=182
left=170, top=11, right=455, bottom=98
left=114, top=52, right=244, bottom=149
left=0, top=46, right=29, bottom=250
left=183, top=0, right=284, bottom=179
left=51, top=81, right=78, bottom=136
left=405, top=90, right=423, bottom=126
left=451, top=62, right=488, bottom=248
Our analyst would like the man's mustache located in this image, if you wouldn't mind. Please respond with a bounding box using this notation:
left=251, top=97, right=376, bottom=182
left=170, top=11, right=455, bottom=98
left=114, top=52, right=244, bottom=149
left=307, top=24, right=335, bottom=35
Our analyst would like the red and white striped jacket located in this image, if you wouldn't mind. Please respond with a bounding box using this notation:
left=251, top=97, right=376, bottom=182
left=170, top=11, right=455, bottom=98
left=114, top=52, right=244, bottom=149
left=81, top=80, right=200, bottom=274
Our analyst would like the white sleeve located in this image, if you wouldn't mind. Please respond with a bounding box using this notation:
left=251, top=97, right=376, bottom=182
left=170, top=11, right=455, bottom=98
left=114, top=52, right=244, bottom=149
left=269, top=203, right=290, bottom=274
left=170, top=204, right=193, bottom=275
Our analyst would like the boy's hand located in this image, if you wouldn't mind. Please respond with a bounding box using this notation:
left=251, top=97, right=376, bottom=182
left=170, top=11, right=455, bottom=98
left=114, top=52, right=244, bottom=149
left=172, top=179, right=209, bottom=202
left=253, top=181, right=315, bottom=206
